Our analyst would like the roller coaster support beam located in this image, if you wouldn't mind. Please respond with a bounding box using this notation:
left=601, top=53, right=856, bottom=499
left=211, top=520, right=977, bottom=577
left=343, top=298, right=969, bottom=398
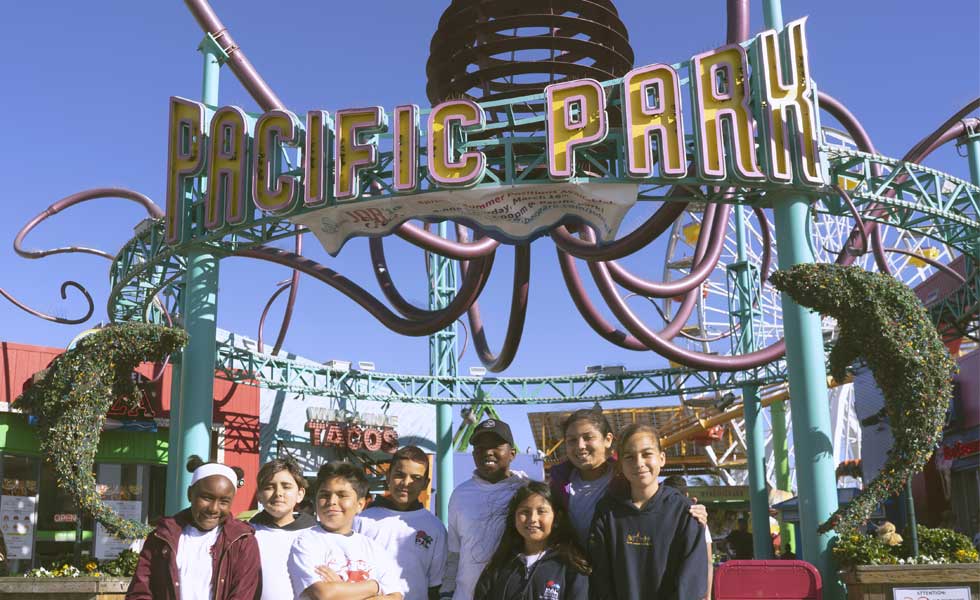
left=772, top=398, right=794, bottom=553
left=731, top=205, right=771, bottom=558
left=429, top=221, right=459, bottom=525
left=166, top=36, right=224, bottom=514
left=963, top=127, right=980, bottom=273
left=766, top=5, right=841, bottom=594
left=773, top=188, right=842, bottom=597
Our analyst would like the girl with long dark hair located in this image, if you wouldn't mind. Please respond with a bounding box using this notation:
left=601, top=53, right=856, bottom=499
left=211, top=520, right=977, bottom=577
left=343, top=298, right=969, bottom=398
left=474, top=481, right=589, bottom=600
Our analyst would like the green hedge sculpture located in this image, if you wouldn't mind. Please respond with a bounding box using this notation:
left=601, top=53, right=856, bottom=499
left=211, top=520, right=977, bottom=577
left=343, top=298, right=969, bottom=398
left=14, top=322, right=188, bottom=539
left=771, top=264, right=957, bottom=533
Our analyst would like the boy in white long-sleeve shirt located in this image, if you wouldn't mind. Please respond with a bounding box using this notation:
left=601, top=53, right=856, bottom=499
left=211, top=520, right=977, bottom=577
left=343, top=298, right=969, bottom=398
left=440, top=419, right=529, bottom=600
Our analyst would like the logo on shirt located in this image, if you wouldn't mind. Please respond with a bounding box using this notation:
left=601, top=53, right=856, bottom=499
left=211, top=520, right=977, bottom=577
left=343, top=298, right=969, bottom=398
left=626, top=532, right=652, bottom=547
left=323, top=557, right=372, bottom=582
left=415, top=530, right=433, bottom=549
left=541, top=580, right=561, bottom=600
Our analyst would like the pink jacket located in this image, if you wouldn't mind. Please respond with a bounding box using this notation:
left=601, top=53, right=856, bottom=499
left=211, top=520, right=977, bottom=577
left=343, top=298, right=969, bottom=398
left=126, top=509, right=261, bottom=600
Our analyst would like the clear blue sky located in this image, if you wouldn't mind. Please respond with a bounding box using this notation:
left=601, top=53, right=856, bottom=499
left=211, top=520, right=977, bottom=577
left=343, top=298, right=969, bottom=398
left=1, top=1, right=977, bottom=451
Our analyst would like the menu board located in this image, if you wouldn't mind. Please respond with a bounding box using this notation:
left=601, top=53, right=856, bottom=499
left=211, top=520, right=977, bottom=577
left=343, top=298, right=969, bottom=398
left=0, top=495, right=36, bottom=559
left=94, top=500, right=143, bottom=559
left=95, top=500, right=143, bottom=560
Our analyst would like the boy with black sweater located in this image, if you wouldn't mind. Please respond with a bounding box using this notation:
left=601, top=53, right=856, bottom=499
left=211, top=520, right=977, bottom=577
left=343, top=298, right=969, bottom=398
left=588, top=424, right=707, bottom=600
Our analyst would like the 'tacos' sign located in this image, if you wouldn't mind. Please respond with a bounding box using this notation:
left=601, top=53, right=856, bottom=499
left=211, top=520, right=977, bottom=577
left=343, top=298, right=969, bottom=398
left=165, top=19, right=821, bottom=253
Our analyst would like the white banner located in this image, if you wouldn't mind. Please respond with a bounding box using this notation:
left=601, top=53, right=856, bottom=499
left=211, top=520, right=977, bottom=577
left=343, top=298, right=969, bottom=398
left=290, top=183, right=639, bottom=255
left=0, top=496, right=36, bottom=560
left=94, top=500, right=143, bottom=559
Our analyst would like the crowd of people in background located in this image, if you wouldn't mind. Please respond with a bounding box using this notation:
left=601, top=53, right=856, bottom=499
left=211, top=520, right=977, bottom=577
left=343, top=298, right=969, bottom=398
left=124, top=409, right=730, bottom=600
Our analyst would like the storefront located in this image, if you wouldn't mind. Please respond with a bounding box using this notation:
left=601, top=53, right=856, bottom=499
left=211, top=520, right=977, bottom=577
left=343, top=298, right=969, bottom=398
left=0, top=340, right=260, bottom=571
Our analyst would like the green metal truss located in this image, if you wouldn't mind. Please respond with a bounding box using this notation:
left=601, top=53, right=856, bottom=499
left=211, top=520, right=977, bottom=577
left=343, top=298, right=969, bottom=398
left=211, top=336, right=791, bottom=404
left=825, top=148, right=980, bottom=257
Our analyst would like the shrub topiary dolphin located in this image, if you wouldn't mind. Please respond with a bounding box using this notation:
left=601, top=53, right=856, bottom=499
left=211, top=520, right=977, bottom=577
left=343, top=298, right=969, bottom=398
left=15, top=322, right=188, bottom=539
left=770, top=263, right=956, bottom=533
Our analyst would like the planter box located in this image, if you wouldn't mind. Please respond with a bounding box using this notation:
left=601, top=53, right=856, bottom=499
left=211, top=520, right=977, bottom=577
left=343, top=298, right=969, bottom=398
left=0, top=576, right=129, bottom=600
left=842, top=564, right=980, bottom=600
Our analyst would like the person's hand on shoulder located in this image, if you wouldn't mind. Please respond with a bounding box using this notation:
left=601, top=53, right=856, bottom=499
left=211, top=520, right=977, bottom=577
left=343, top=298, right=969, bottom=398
left=688, top=499, right=708, bottom=526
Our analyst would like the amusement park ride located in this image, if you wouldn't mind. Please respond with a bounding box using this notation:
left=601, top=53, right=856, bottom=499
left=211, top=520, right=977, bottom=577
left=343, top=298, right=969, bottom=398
left=2, top=0, right=977, bottom=595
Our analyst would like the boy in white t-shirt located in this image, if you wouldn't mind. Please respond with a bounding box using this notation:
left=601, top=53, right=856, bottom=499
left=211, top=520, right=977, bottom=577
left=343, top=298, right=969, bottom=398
left=354, top=445, right=447, bottom=600
left=288, top=462, right=405, bottom=600
left=251, top=457, right=315, bottom=600
left=440, top=419, right=529, bottom=600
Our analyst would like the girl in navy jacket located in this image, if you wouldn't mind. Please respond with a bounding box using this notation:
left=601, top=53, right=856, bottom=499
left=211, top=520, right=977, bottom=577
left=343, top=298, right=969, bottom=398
left=474, top=481, right=589, bottom=600
left=588, top=424, right=707, bottom=600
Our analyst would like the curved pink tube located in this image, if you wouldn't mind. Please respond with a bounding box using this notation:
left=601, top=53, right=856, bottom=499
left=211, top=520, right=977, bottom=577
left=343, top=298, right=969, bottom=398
left=0, top=281, right=94, bottom=325
left=14, top=188, right=162, bottom=260
left=459, top=228, right=531, bottom=372
left=234, top=245, right=494, bottom=336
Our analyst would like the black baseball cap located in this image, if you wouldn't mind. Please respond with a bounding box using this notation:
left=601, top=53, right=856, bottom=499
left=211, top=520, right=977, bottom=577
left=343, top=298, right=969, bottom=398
left=470, top=418, right=515, bottom=447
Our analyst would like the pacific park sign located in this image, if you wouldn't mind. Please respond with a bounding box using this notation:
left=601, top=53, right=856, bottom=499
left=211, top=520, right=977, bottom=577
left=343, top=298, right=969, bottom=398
left=165, top=19, right=823, bottom=254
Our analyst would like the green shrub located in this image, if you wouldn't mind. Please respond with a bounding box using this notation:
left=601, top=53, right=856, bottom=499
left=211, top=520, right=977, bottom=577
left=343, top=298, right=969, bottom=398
left=98, top=549, right=140, bottom=577
left=911, top=526, right=979, bottom=564
left=834, top=526, right=980, bottom=568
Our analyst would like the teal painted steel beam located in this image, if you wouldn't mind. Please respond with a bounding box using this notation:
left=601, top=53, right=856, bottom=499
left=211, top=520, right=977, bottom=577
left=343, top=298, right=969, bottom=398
left=211, top=337, right=794, bottom=404
left=165, top=38, right=222, bottom=514
left=773, top=192, right=843, bottom=599
left=428, top=221, right=458, bottom=524
left=964, top=128, right=980, bottom=276
left=765, top=7, right=839, bottom=592
left=771, top=399, right=794, bottom=553
left=731, top=205, right=771, bottom=558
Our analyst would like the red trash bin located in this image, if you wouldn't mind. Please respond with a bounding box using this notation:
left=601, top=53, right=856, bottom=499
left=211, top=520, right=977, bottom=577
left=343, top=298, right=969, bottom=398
left=713, top=560, right=822, bottom=599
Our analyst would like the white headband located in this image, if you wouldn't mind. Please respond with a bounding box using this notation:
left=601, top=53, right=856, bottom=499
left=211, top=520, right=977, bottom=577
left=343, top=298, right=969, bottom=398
left=191, top=463, right=239, bottom=488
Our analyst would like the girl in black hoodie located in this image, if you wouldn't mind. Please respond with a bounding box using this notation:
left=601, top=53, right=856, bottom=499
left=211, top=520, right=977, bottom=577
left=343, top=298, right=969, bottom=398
left=474, top=481, right=589, bottom=600
left=588, top=424, right=707, bottom=600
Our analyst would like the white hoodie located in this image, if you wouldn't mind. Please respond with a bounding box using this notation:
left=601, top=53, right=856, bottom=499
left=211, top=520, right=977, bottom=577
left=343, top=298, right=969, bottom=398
left=442, top=470, right=529, bottom=600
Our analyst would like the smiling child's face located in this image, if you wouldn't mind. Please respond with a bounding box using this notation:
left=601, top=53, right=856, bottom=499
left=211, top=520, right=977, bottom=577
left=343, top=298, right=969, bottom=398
left=187, top=475, right=235, bottom=531
left=316, top=476, right=366, bottom=534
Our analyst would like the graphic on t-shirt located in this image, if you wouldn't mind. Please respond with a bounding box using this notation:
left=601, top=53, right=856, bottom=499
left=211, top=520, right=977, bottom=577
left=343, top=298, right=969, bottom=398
left=323, top=555, right=372, bottom=582
left=542, top=580, right=561, bottom=600
left=414, top=530, right=433, bottom=549
left=625, top=531, right=652, bottom=547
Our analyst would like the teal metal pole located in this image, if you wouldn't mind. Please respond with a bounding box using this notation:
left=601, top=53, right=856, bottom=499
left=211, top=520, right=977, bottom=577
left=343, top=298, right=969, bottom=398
left=904, top=479, right=919, bottom=556
left=771, top=399, right=795, bottom=554
left=962, top=129, right=980, bottom=291
left=764, top=4, right=840, bottom=594
left=734, top=206, right=772, bottom=558
left=966, top=130, right=980, bottom=184
left=773, top=193, right=842, bottom=598
left=429, top=221, right=458, bottom=524
left=165, top=38, right=222, bottom=514
left=163, top=359, right=183, bottom=511
left=436, top=404, right=453, bottom=523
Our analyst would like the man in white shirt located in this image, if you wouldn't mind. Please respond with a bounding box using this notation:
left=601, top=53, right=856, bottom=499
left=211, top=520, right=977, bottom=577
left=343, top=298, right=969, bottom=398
left=440, top=419, right=529, bottom=600
left=355, top=445, right=447, bottom=600
left=288, top=462, right=405, bottom=600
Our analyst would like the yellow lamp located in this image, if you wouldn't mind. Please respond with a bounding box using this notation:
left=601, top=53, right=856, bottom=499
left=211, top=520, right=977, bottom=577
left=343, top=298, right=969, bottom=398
left=908, top=247, right=940, bottom=268
left=682, top=222, right=702, bottom=245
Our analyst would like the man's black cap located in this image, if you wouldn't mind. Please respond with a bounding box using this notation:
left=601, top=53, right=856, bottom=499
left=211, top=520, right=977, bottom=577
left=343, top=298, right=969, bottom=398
left=470, top=418, right=515, bottom=447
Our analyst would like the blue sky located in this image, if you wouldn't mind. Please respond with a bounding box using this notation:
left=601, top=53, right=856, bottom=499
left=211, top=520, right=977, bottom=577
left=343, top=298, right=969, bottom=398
left=1, top=1, right=977, bottom=450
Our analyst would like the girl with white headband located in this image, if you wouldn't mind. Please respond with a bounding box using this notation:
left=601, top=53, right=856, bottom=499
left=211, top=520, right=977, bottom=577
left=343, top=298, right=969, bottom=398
left=126, top=455, right=262, bottom=600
